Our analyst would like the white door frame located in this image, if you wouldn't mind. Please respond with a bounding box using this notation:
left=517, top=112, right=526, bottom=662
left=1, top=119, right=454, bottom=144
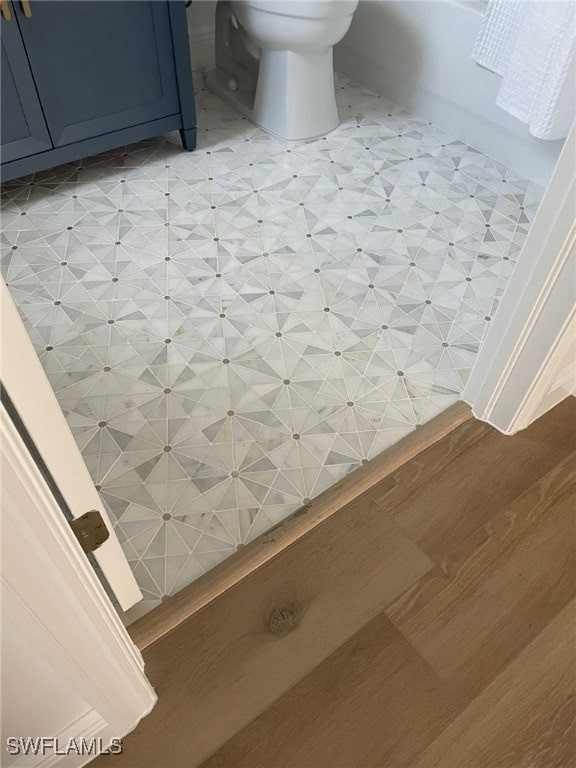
left=1, top=280, right=141, bottom=610
left=1, top=403, right=156, bottom=767
left=463, top=124, right=576, bottom=433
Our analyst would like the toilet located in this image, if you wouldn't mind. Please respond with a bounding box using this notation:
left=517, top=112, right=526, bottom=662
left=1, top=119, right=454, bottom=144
left=204, top=0, right=359, bottom=141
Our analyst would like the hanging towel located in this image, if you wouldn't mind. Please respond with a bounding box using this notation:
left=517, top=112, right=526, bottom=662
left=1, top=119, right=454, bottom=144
left=472, top=0, right=576, bottom=140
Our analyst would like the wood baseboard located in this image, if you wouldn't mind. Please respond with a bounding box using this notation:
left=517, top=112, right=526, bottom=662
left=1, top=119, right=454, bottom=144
left=129, top=402, right=472, bottom=650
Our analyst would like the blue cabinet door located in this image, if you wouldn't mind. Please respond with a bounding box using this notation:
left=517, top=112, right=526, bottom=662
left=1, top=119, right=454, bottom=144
left=16, top=1, right=181, bottom=147
left=1, top=8, right=52, bottom=163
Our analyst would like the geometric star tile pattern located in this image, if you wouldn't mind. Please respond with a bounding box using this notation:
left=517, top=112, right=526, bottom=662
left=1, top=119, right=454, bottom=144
left=1, top=73, right=542, bottom=621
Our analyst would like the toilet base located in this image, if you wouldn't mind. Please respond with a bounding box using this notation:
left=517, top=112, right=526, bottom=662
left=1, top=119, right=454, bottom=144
left=204, top=67, right=259, bottom=130
left=205, top=47, right=341, bottom=142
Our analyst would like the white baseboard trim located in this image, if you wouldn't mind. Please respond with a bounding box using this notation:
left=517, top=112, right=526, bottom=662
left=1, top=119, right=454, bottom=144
left=8, top=699, right=159, bottom=768
left=10, top=710, right=105, bottom=768
left=189, top=26, right=216, bottom=72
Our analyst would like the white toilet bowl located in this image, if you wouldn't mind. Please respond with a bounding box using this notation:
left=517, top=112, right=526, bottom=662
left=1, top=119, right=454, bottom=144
left=205, top=0, right=358, bottom=141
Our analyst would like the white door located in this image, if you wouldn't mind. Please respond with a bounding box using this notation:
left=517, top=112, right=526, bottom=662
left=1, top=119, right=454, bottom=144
left=1, top=394, right=156, bottom=768
left=463, top=124, right=576, bottom=433
left=1, top=279, right=141, bottom=610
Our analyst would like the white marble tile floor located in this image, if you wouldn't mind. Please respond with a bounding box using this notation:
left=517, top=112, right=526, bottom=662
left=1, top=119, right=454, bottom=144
left=1, top=74, right=542, bottom=620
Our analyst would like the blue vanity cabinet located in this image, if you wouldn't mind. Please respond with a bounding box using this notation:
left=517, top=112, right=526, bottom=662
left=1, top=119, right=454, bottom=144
left=1, top=9, right=52, bottom=162
left=17, top=1, right=181, bottom=147
left=0, top=0, right=196, bottom=182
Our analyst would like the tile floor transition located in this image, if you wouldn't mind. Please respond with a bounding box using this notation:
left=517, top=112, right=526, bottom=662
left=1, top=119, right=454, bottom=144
left=1, top=74, right=543, bottom=620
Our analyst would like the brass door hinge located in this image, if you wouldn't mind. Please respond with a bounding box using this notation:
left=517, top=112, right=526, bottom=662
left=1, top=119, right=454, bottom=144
left=0, top=0, right=12, bottom=20
left=70, top=510, right=110, bottom=554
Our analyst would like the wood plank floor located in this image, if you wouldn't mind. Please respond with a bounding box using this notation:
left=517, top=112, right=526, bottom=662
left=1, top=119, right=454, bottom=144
left=92, top=398, right=576, bottom=768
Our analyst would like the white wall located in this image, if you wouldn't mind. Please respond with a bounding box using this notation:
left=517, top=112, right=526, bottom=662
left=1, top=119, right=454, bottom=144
left=335, top=0, right=564, bottom=186
left=187, top=0, right=217, bottom=70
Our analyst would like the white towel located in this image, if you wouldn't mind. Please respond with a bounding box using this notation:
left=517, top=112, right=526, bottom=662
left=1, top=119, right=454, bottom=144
left=472, top=0, right=576, bottom=140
